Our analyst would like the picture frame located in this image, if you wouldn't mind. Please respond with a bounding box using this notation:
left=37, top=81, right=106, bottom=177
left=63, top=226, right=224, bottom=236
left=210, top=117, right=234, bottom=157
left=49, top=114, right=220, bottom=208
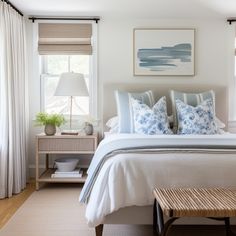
left=133, top=28, right=195, bottom=76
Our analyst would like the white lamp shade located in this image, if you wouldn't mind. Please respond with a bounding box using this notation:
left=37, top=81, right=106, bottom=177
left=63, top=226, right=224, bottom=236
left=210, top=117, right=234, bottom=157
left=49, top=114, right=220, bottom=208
left=54, top=72, right=89, bottom=96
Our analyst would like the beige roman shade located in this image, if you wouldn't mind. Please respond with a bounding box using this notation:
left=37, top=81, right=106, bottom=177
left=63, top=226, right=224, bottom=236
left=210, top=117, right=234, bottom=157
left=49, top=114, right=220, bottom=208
left=38, top=23, right=92, bottom=55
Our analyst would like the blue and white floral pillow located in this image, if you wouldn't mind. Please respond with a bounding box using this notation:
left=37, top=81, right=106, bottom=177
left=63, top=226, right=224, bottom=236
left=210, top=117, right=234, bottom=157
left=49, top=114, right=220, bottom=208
left=131, top=97, right=173, bottom=135
left=176, top=99, right=218, bottom=135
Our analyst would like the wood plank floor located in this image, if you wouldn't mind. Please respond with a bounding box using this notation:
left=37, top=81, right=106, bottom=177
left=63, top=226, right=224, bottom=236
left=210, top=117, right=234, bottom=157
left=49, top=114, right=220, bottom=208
left=0, top=181, right=35, bottom=229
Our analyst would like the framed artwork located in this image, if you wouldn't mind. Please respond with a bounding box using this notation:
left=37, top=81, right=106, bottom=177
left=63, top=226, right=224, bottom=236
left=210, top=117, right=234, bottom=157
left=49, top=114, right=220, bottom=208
left=133, top=28, right=195, bottom=76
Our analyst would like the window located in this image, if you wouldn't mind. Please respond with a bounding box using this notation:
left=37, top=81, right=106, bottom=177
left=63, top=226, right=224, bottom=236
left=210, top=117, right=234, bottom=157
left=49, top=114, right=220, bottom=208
left=37, top=22, right=98, bottom=124
left=41, top=55, right=91, bottom=117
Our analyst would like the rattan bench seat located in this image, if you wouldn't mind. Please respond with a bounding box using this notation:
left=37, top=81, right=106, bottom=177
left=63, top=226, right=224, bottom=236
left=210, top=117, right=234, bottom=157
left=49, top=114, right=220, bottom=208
left=153, top=188, right=236, bottom=218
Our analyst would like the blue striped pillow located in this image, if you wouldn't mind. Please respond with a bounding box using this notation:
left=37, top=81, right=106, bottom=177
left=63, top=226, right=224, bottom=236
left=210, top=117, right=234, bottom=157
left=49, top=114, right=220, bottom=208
left=115, top=90, right=155, bottom=133
left=169, top=90, right=215, bottom=132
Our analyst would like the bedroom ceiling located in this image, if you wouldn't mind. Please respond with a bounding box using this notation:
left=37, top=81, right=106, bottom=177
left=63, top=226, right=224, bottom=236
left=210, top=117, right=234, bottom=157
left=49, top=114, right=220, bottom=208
left=10, top=0, right=236, bottom=19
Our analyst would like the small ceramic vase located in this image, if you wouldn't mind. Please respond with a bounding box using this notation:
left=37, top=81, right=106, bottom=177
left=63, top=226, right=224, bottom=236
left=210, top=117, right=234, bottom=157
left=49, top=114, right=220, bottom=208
left=44, top=124, right=56, bottom=136
left=84, top=122, right=93, bottom=135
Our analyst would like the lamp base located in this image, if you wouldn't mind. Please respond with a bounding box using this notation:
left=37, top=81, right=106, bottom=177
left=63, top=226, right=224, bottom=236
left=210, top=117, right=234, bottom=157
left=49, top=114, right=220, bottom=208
left=61, top=130, right=79, bottom=135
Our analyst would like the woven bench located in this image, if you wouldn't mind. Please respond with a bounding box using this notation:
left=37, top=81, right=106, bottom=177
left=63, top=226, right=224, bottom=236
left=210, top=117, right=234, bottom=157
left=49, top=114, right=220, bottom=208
left=153, top=188, right=236, bottom=236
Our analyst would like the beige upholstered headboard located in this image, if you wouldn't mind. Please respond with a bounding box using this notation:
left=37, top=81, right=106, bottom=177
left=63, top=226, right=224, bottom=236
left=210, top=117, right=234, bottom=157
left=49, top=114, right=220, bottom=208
left=102, top=83, right=228, bottom=130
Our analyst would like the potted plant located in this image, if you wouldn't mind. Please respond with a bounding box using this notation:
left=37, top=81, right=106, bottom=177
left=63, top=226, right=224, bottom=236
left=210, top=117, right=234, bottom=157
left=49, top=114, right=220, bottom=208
left=35, top=112, right=66, bottom=135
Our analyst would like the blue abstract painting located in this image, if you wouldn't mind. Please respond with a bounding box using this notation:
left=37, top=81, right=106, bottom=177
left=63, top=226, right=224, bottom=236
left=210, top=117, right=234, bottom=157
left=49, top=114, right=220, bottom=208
left=134, top=29, right=195, bottom=76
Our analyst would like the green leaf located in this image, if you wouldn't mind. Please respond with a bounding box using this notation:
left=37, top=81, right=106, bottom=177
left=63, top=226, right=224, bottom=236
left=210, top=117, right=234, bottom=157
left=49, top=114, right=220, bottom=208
left=35, top=112, right=66, bottom=127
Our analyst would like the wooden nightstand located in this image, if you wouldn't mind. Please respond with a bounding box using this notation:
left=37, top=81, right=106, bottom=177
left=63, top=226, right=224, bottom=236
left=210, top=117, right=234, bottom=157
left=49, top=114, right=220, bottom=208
left=35, top=133, right=98, bottom=190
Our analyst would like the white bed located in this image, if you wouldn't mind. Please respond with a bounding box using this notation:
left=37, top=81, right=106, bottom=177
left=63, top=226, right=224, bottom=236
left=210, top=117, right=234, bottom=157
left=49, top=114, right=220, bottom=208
left=80, top=83, right=236, bottom=236
left=81, top=133, right=236, bottom=225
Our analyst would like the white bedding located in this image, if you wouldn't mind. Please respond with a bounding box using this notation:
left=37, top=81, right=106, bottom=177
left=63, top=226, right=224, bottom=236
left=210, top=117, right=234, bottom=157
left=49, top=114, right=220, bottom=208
left=82, top=133, right=236, bottom=227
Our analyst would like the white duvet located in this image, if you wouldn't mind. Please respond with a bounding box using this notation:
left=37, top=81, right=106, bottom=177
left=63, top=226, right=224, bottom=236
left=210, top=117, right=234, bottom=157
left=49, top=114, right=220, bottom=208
left=82, top=133, right=236, bottom=227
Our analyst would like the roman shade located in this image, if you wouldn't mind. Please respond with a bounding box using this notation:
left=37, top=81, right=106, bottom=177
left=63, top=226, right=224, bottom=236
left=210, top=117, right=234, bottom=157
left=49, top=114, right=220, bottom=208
left=38, top=23, right=92, bottom=55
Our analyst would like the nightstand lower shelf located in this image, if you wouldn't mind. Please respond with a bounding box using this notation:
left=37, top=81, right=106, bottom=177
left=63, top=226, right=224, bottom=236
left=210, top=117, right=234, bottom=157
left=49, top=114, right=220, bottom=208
left=37, top=169, right=87, bottom=184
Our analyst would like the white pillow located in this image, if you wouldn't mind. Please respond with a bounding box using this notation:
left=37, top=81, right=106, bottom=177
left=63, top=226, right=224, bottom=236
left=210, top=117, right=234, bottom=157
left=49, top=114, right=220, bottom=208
left=106, top=116, right=119, bottom=133
left=106, top=116, right=118, bottom=128
left=131, top=97, right=173, bottom=135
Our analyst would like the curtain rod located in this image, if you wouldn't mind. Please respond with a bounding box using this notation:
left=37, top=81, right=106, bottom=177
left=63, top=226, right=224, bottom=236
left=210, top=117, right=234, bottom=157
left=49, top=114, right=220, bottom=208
left=2, top=0, right=23, bottom=16
left=227, top=19, right=236, bottom=24
left=29, top=17, right=100, bottom=23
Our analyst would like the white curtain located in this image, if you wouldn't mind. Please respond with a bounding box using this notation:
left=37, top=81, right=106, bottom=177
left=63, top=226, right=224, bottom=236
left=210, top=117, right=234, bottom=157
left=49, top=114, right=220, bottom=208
left=0, top=2, right=29, bottom=198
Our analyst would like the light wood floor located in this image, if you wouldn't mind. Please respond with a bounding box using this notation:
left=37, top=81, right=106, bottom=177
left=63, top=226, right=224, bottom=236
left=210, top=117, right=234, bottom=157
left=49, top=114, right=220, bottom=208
left=0, top=181, right=35, bottom=229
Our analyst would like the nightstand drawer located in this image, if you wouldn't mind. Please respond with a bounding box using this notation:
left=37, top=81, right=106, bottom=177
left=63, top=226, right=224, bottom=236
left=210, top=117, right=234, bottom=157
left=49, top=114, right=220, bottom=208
left=38, top=138, right=96, bottom=152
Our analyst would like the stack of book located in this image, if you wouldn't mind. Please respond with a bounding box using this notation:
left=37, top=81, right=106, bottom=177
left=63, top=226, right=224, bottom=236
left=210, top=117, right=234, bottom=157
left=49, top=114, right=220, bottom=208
left=51, top=168, right=83, bottom=178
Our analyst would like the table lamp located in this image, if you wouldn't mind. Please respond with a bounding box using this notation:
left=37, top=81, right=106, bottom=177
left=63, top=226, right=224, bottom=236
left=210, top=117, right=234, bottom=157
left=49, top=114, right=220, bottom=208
left=54, top=72, right=89, bottom=134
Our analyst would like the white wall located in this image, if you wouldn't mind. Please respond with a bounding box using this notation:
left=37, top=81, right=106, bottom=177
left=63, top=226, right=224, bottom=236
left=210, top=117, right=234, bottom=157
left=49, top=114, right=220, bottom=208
left=99, top=18, right=231, bottom=85
left=27, top=17, right=236, bottom=177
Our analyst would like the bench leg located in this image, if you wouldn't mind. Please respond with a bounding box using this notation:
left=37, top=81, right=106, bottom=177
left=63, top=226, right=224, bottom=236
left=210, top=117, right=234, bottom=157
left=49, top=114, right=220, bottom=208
left=207, top=217, right=236, bottom=236
left=153, top=199, right=165, bottom=235
left=153, top=199, right=179, bottom=236
left=153, top=199, right=157, bottom=233
left=156, top=202, right=164, bottom=234
left=224, top=218, right=236, bottom=236
left=162, top=218, right=179, bottom=236
left=95, top=224, right=103, bottom=236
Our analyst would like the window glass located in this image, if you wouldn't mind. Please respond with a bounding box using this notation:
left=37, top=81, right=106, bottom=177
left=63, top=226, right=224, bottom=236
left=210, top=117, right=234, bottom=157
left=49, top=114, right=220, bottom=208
left=41, top=55, right=90, bottom=116
left=47, top=55, right=68, bottom=74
